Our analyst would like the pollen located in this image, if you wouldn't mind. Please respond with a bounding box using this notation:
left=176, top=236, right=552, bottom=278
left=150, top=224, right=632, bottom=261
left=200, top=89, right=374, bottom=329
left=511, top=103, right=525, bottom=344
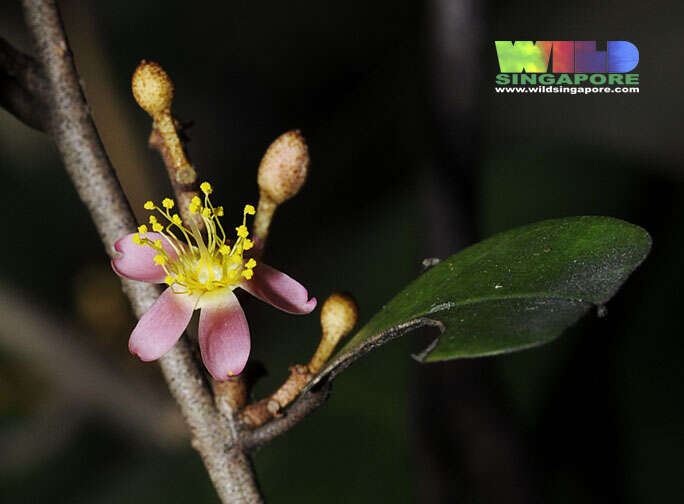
left=189, top=195, right=202, bottom=214
left=134, top=186, right=258, bottom=296
left=153, top=254, right=167, bottom=265
left=236, top=225, right=248, bottom=238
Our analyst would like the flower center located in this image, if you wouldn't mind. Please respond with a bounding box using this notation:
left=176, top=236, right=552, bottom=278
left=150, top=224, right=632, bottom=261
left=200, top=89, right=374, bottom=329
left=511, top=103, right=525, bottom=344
left=131, top=181, right=257, bottom=295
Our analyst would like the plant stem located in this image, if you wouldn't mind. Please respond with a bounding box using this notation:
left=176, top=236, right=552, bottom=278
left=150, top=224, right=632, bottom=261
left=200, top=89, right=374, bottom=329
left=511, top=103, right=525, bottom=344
left=20, top=0, right=262, bottom=501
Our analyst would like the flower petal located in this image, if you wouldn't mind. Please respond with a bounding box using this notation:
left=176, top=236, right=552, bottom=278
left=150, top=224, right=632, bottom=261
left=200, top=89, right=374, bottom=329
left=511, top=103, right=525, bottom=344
left=241, top=263, right=317, bottom=314
left=111, top=233, right=178, bottom=283
left=129, top=287, right=196, bottom=361
left=198, top=289, right=250, bottom=380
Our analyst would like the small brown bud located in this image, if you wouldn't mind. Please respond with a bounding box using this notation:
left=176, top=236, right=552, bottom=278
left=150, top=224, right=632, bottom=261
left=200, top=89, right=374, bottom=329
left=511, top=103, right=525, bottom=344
left=132, top=60, right=197, bottom=200
left=257, top=130, right=309, bottom=205
left=320, top=292, right=358, bottom=342
left=132, top=60, right=174, bottom=116
left=309, top=292, right=359, bottom=373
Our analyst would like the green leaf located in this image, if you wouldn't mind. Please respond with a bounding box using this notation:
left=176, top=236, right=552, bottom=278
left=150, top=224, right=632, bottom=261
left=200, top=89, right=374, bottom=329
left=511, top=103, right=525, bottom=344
left=309, top=216, right=651, bottom=387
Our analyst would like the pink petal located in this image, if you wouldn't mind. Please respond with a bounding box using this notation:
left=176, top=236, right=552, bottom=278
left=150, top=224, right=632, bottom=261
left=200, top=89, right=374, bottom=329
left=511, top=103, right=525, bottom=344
left=198, top=289, right=251, bottom=380
left=129, top=287, right=197, bottom=361
left=111, top=232, right=178, bottom=283
left=241, top=263, right=317, bottom=314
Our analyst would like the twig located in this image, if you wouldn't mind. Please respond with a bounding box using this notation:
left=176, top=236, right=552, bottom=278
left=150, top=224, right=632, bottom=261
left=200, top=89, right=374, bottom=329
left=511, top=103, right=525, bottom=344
left=19, top=1, right=262, bottom=502
left=148, top=126, right=202, bottom=226
left=241, top=365, right=313, bottom=427
left=242, top=293, right=357, bottom=428
left=241, top=382, right=331, bottom=451
left=0, top=36, right=49, bottom=130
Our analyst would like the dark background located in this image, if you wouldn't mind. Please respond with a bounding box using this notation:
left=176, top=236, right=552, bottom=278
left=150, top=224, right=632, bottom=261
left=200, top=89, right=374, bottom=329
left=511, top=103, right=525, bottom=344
left=1, top=1, right=682, bottom=502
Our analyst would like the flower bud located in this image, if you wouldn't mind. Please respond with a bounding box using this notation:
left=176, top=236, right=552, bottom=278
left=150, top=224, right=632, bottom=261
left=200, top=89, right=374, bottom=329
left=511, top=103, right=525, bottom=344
left=309, top=292, right=358, bottom=373
left=132, top=60, right=174, bottom=116
left=320, top=292, right=358, bottom=341
left=257, top=130, right=309, bottom=205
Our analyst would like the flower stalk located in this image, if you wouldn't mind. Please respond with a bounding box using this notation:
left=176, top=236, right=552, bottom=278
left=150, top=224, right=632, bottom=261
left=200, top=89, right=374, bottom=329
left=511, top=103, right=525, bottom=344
left=132, top=60, right=202, bottom=227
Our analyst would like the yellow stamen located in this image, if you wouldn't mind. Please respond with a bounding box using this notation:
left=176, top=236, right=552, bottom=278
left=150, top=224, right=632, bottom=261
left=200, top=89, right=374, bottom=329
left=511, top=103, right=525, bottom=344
left=133, top=183, right=257, bottom=296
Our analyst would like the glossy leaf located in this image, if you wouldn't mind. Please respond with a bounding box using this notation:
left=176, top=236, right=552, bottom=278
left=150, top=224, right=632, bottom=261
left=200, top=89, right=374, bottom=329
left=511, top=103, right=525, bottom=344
left=310, top=216, right=651, bottom=387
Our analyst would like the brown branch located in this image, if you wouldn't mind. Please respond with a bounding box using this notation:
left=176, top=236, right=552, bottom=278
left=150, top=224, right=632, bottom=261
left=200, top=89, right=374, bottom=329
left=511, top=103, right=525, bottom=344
left=0, top=36, right=50, bottom=130
left=241, top=381, right=331, bottom=451
left=19, top=1, right=262, bottom=502
left=241, top=293, right=357, bottom=428
left=241, top=364, right=313, bottom=427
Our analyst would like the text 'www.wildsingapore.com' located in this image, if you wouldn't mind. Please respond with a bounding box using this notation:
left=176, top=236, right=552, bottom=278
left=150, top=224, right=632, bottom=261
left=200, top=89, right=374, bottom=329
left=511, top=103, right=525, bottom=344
left=495, top=85, right=640, bottom=94
left=493, top=41, right=640, bottom=96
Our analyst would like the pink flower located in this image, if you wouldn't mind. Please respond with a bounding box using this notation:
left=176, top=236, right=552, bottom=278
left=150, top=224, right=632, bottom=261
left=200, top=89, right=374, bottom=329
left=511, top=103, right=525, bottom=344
left=111, top=183, right=316, bottom=380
